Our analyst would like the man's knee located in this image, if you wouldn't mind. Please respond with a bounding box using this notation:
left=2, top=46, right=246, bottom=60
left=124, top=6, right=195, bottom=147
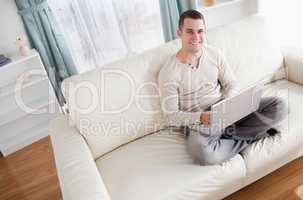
left=187, top=141, right=230, bottom=165
left=198, top=148, right=231, bottom=165
left=277, top=97, right=289, bottom=112
left=260, top=96, right=289, bottom=120
left=272, top=96, right=289, bottom=119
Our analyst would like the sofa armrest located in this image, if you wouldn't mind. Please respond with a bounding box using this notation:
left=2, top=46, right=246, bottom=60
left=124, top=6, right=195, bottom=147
left=50, top=116, right=111, bottom=200
left=283, top=47, right=303, bottom=85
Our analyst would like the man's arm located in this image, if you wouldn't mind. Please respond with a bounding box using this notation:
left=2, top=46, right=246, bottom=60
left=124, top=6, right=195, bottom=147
left=217, top=50, right=239, bottom=98
left=158, top=66, right=202, bottom=127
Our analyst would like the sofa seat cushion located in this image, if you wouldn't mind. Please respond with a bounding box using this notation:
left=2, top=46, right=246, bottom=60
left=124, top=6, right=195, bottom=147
left=96, top=130, right=246, bottom=200
left=240, top=80, right=303, bottom=184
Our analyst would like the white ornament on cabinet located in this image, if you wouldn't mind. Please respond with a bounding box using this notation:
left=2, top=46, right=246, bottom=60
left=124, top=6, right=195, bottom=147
left=15, top=35, right=31, bottom=56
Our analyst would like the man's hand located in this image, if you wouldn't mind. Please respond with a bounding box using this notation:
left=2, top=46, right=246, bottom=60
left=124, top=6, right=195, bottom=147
left=200, top=111, right=211, bottom=125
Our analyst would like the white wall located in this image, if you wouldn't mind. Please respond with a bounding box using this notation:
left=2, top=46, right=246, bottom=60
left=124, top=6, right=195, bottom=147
left=200, top=0, right=258, bottom=29
left=259, top=0, right=303, bottom=48
left=0, top=0, right=28, bottom=56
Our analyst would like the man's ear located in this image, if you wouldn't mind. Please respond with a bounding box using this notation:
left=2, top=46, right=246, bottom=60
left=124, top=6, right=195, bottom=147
left=177, top=28, right=182, bottom=37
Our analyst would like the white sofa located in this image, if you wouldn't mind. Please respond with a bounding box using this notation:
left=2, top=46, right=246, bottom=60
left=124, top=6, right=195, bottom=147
left=50, top=14, right=303, bottom=200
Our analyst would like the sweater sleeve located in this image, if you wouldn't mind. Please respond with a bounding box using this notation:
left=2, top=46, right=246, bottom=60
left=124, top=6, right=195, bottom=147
left=158, top=64, right=201, bottom=127
left=217, top=50, right=240, bottom=98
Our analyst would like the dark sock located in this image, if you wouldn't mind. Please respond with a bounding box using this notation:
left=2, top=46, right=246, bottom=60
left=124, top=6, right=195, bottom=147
left=266, top=128, right=279, bottom=136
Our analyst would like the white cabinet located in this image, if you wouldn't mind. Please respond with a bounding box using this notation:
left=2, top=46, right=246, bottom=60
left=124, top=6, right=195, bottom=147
left=0, top=50, right=60, bottom=156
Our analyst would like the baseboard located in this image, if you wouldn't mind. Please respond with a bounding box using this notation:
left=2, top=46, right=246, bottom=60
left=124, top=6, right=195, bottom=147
left=0, top=125, right=49, bottom=156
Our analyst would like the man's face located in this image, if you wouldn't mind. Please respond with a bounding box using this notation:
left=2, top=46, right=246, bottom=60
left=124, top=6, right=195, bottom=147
left=177, top=18, right=206, bottom=53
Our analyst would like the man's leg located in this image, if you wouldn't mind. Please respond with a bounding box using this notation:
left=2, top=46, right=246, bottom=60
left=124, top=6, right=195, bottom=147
left=223, top=96, right=289, bottom=140
left=186, top=129, right=251, bottom=165
left=186, top=96, right=288, bottom=165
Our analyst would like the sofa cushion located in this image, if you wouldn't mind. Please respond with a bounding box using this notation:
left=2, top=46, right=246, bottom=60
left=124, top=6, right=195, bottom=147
left=96, top=130, right=246, bottom=200
left=61, top=40, right=181, bottom=159
left=240, top=80, right=303, bottom=185
left=207, top=15, right=285, bottom=89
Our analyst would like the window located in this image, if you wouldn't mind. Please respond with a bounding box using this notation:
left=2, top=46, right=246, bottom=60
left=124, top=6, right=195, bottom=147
left=49, top=0, right=164, bottom=73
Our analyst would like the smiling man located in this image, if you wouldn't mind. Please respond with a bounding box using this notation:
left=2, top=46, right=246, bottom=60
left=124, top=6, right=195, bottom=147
left=158, top=9, right=288, bottom=165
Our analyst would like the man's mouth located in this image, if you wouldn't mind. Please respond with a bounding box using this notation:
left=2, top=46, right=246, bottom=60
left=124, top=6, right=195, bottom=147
left=190, top=42, right=202, bottom=46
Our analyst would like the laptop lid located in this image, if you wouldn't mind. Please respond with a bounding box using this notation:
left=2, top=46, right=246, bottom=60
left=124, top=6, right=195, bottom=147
left=210, top=85, right=263, bottom=132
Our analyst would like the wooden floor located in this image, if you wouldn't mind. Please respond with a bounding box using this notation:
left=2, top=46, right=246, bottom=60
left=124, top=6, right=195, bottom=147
left=0, top=137, right=62, bottom=200
left=1, top=137, right=303, bottom=200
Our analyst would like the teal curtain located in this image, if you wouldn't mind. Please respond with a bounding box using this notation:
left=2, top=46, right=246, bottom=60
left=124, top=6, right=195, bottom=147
left=159, top=0, right=198, bottom=42
left=15, top=0, right=78, bottom=106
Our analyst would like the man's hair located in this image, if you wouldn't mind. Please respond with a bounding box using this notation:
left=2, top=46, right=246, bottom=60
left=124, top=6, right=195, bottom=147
left=178, top=9, right=205, bottom=29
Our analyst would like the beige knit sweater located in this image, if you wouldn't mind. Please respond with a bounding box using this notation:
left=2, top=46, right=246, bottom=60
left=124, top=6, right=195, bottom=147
left=158, top=45, right=239, bottom=127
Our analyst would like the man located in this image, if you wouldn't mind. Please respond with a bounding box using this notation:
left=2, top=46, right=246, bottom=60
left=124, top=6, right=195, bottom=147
left=158, top=9, right=288, bottom=165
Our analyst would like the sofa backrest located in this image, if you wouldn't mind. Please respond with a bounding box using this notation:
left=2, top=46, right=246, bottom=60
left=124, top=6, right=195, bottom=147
left=62, top=14, right=284, bottom=159
left=207, top=14, right=284, bottom=89
left=62, top=41, right=181, bottom=159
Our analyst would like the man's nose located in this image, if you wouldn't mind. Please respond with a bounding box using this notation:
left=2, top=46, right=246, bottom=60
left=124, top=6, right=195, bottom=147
left=192, top=32, right=200, bottom=40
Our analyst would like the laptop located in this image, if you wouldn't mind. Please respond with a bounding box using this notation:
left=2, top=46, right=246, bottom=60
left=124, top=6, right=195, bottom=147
left=209, top=83, right=263, bottom=132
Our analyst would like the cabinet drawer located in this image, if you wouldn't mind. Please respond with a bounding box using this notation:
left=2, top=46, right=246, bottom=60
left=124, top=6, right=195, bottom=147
left=0, top=51, right=47, bottom=88
left=0, top=107, right=58, bottom=142
left=0, top=72, right=48, bottom=97
left=0, top=99, right=59, bottom=127
left=0, top=78, right=54, bottom=115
